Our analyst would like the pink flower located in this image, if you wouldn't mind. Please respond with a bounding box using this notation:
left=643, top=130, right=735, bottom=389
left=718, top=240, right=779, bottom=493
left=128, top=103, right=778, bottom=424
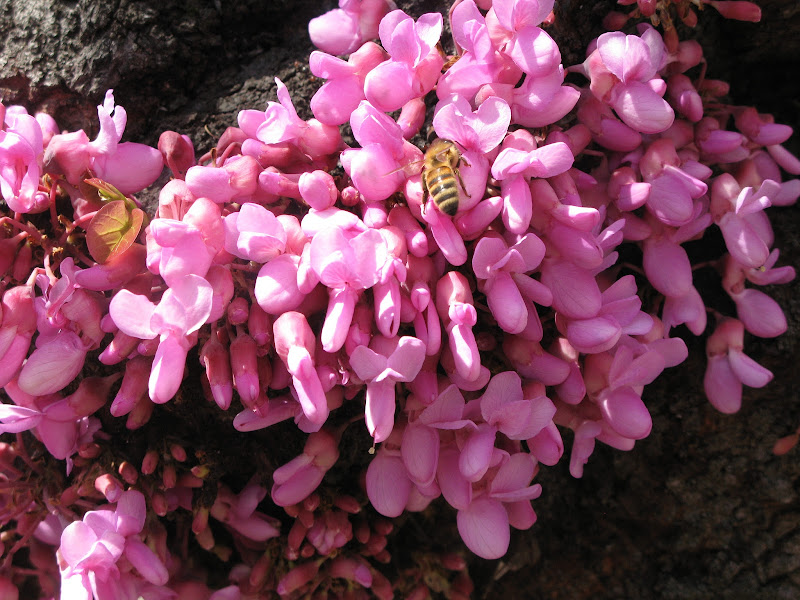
left=579, top=27, right=674, bottom=134
left=185, top=155, right=260, bottom=204
left=45, top=90, right=163, bottom=195
left=640, top=138, right=708, bottom=227
left=340, top=101, right=423, bottom=202
left=472, top=233, right=547, bottom=334
left=109, top=274, right=213, bottom=403
left=0, top=111, right=49, bottom=213
left=148, top=197, right=224, bottom=286
left=273, top=311, right=329, bottom=427
left=350, top=335, right=426, bottom=442
left=271, top=430, right=340, bottom=506
left=436, top=272, right=482, bottom=383
left=223, top=202, right=287, bottom=262
left=59, top=490, right=169, bottom=597
left=309, top=225, right=388, bottom=352
left=309, top=42, right=388, bottom=126
left=584, top=345, right=663, bottom=439
left=308, top=0, right=395, bottom=56
left=16, top=331, right=88, bottom=396
left=363, top=10, right=444, bottom=112
left=456, top=452, right=542, bottom=559
left=431, top=95, right=511, bottom=213
left=711, top=174, right=779, bottom=269
left=240, top=79, right=342, bottom=163
left=486, top=0, right=559, bottom=76
left=704, top=318, right=773, bottom=413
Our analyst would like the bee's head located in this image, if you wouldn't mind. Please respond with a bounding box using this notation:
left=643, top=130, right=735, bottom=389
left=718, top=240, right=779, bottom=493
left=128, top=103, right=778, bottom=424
left=429, top=139, right=461, bottom=167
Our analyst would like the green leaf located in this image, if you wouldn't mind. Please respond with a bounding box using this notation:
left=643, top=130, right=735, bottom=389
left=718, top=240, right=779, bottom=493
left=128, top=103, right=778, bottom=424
left=83, top=178, right=128, bottom=203
left=86, top=200, right=145, bottom=264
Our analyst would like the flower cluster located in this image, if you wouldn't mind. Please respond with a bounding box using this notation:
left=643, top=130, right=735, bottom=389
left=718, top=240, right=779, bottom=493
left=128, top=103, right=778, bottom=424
left=0, top=0, right=797, bottom=596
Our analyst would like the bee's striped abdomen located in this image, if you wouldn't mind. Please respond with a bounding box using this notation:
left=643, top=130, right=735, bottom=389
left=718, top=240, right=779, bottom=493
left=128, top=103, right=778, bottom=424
left=426, top=165, right=459, bottom=216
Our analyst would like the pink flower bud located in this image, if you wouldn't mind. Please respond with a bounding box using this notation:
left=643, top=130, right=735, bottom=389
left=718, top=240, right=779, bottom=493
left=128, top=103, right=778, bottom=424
left=299, top=170, right=338, bottom=210
left=95, top=473, right=123, bottom=502
left=112, top=356, right=152, bottom=417
left=230, top=332, right=260, bottom=408
left=158, top=130, right=195, bottom=179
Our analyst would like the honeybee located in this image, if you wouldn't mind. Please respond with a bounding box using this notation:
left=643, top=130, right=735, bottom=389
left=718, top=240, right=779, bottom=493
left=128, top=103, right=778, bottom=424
left=423, top=138, right=470, bottom=216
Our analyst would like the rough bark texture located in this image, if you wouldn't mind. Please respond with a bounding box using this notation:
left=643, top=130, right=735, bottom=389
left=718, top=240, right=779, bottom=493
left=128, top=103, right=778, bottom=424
left=2, top=0, right=800, bottom=597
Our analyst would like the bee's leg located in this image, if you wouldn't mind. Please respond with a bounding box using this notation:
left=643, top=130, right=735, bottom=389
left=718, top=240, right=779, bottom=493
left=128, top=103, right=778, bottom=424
left=454, top=167, right=471, bottom=198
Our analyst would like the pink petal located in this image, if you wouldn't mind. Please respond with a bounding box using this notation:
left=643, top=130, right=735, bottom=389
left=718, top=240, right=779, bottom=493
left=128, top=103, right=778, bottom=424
left=704, top=355, right=742, bottom=414
left=124, top=537, right=169, bottom=586
left=507, top=26, right=560, bottom=77
left=419, top=385, right=468, bottom=428
left=480, top=371, right=523, bottom=421
left=486, top=271, right=528, bottom=334
left=401, top=422, right=440, bottom=487
left=611, top=81, right=675, bottom=134
left=366, top=452, right=411, bottom=518
left=437, top=446, right=473, bottom=510
left=255, top=254, right=304, bottom=314
left=457, top=497, right=510, bottom=559
left=733, top=288, right=787, bottom=338
left=598, top=387, right=652, bottom=439
left=148, top=335, right=188, bottom=404
left=727, top=349, right=773, bottom=388
left=365, top=379, right=397, bottom=443
left=350, top=345, right=387, bottom=381
left=109, top=290, right=157, bottom=339
left=458, top=424, right=496, bottom=482
left=386, top=336, right=426, bottom=381
left=17, top=332, right=86, bottom=396
left=115, top=490, right=146, bottom=536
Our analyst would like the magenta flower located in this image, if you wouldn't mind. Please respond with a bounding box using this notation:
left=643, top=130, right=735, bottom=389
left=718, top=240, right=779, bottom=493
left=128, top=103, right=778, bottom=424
left=59, top=490, right=169, bottom=599
left=456, top=452, right=542, bottom=559
left=308, top=0, right=395, bottom=56
left=185, top=155, right=260, bottom=204
left=16, top=331, right=88, bottom=397
left=0, top=111, right=49, bottom=214
left=1, top=376, right=115, bottom=463
left=486, top=0, right=559, bottom=76
left=459, top=372, right=556, bottom=483
left=146, top=198, right=224, bottom=288
left=480, top=64, right=580, bottom=128
left=271, top=430, right=340, bottom=506
left=491, top=132, right=575, bottom=233
left=579, top=27, right=674, bottom=134
left=436, top=272, right=482, bottom=383
left=309, top=225, right=388, bottom=352
left=223, top=202, right=287, bottom=263
left=309, top=42, right=388, bottom=126
left=431, top=95, right=511, bottom=213
left=584, top=345, right=663, bottom=440
left=721, top=255, right=788, bottom=338
left=239, top=78, right=342, bottom=163
left=472, top=233, right=547, bottom=334
left=704, top=318, right=773, bottom=413
left=557, top=280, right=647, bottom=355
left=340, top=100, right=423, bottom=202
left=640, top=138, right=708, bottom=227
left=711, top=174, right=779, bottom=269
left=273, top=311, right=329, bottom=427
left=350, top=335, right=425, bottom=443
left=363, top=10, right=444, bottom=112
left=109, top=274, right=213, bottom=403
left=44, top=90, right=163, bottom=195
